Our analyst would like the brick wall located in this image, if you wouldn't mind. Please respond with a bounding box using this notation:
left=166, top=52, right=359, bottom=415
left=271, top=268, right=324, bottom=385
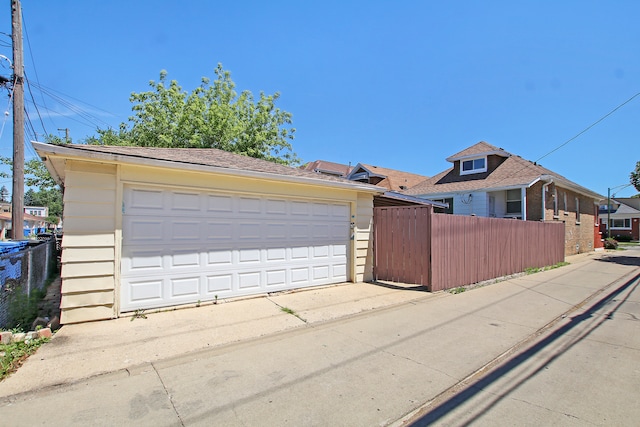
left=535, top=182, right=598, bottom=256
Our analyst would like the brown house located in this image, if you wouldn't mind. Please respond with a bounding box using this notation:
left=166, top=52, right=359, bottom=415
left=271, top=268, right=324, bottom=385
left=405, top=141, right=605, bottom=255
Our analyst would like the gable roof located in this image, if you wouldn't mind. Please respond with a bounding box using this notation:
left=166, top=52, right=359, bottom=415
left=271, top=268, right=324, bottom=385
left=446, top=141, right=510, bottom=162
left=406, top=141, right=603, bottom=200
left=608, top=200, right=640, bottom=215
left=32, top=143, right=385, bottom=194
left=301, top=160, right=353, bottom=177
left=348, top=163, right=429, bottom=192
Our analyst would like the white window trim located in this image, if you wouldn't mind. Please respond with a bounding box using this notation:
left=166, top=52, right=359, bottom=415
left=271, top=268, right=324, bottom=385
left=610, top=218, right=632, bottom=229
left=460, top=156, right=487, bottom=175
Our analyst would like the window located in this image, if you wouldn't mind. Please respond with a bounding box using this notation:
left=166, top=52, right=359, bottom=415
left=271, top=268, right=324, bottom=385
left=553, top=189, right=558, bottom=217
left=610, top=218, right=631, bottom=229
left=575, top=197, right=580, bottom=224
left=431, top=197, right=454, bottom=214
left=460, top=157, right=486, bottom=175
left=563, top=192, right=568, bottom=214
left=506, top=189, right=521, bottom=216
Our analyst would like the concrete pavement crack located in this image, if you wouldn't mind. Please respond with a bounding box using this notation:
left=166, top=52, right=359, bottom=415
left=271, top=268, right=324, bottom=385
left=151, top=362, right=185, bottom=427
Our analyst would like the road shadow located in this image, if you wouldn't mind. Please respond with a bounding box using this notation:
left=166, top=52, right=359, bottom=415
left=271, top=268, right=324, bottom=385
left=596, top=254, right=640, bottom=267
left=408, top=270, right=640, bottom=426
left=370, top=280, right=429, bottom=292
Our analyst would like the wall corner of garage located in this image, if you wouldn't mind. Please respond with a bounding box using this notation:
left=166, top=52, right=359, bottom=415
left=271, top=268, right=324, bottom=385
left=355, top=193, right=375, bottom=282
left=59, top=160, right=118, bottom=324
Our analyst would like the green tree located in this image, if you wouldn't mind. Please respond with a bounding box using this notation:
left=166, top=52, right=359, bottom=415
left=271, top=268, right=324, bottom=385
left=0, top=134, right=64, bottom=226
left=631, top=161, right=640, bottom=193
left=88, top=63, right=298, bottom=165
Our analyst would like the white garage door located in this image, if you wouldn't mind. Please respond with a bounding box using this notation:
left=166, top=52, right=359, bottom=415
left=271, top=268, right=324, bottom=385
left=120, top=186, right=350, bottom=312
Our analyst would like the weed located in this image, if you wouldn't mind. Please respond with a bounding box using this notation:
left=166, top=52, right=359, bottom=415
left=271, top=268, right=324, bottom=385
left=130, top=309, right=147, bottom=321
left=196, top=300, right=201, bottom=308
left=0, top=337, right=49, bottom=381
left=214, top=295, right=218, bottom=305
left=525, top=261, right=569, bottom=275
left=280, top=306, right=307, bottom=323
left=449, top=287, right=466, bottom=294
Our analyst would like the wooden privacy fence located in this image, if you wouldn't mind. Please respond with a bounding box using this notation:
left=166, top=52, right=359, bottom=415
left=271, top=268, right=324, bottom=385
left=373, top=206, right=565, bottom=292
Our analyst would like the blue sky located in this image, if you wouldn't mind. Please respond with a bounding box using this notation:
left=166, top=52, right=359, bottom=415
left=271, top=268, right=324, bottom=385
left=0, top=1, right=638, bottom=198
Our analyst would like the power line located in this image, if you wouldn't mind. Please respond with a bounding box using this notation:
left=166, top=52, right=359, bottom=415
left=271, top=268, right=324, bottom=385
left=21, top=12, right=51, bottom=135
left=534, top=92, right=640, bottom=164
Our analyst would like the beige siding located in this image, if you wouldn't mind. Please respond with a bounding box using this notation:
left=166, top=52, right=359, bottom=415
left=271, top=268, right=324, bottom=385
left=60, top=161, right=118, bottom=324
left=355, top=194, right=374, bottom=282
left=60, top=305, right=115, bottom=325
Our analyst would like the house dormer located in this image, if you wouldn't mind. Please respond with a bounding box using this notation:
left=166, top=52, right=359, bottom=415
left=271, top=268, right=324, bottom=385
left=446, top=141, right=510, bottom=177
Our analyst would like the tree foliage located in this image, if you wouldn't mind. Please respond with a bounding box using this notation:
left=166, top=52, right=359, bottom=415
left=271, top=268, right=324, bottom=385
left=88, top=63, right=298, bottom=165
left=0, top=134, right=64, bottom=225
left=631, top=161, right=640, bottom=193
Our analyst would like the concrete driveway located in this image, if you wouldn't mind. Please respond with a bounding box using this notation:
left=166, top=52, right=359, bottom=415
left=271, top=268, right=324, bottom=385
left=1, top=248, right=639, bottom=426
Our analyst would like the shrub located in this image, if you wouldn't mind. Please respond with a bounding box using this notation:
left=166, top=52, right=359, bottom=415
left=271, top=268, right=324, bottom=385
left=613, top=234, right=632, bottom=243
left=604, top=237, right=619, bottom=250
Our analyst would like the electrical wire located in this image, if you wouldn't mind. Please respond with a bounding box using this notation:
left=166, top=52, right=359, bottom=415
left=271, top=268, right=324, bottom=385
left=477, top=91, right=640, bottom=192
left=22, top=11, right=53, bottom=135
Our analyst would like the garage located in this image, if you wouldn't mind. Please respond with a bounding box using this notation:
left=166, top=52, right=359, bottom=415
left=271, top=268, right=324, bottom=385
left=34, top=142, right=380, bottom=324
left=120, top=185, right=350, bottom=311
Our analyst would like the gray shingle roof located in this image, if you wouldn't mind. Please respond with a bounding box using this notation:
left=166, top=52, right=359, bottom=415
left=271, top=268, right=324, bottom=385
left=406, top=142, right=603, bottom=200
left=56, top=144, right=374, bottom=187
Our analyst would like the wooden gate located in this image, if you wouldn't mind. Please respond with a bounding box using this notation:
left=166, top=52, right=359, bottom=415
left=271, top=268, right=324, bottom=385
left=373, top=206, right=432, bottom=286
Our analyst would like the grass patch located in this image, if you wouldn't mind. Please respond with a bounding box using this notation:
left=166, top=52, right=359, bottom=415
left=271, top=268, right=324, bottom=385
left=0, top=338, right=49, bottom=381
left=280, top=306, right=307, bottom=323
left=449, top=287, right=466, bottom=294
left=525, top=261, right=570, bottom=275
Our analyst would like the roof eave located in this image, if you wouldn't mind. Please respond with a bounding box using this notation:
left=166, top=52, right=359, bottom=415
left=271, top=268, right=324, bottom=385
left=32, top=142, right=385, bottom=194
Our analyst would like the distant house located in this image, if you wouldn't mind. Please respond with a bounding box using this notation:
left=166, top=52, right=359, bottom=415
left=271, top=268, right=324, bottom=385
left=25, top=206, right=48, bottom=218
left=301, top=160, right=353, bottom=177
left=599, top=198, right=640, bottom=241
left=347, top=163, right=428, bottom=192
left=0, top=212, right=48, bottom=239
left=405, top=141, right=604, bottom=255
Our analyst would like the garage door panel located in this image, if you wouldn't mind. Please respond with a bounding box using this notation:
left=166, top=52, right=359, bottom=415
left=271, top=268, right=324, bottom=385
left=206, top=250, right=233, bottom=266
left=238, top=222, right=262, bottom=240
left=312, top=265, right=330, bottom=281
left=238, top=197, right=262, bottom=213
left=125, top=218, right=165, bottom=244
left=170, top=250, right=201, bottom=268
left=333, top=244, right=347, bottom=257
left=265, top=222, right=287, bottom=239
left=266, top=247, right=286, bottom=262
left=126, top=278, right=164, bottom=306
left=127, top=188, right=165, bottom=213
left=239, top=248, right=261, bottom=263
left=169, top=277, right=200, bottom=298
left=170, top=192, right=201, bottom=211
left=171, top=221, right=202, bottom=241
left=266, top=199, right=287, bottom=214
left=121, top=186, right=350, bottom=312
left=333, top=264, right=347, bottom=278
left=313, top=245, right=330, bottom=258
left=331, top=204, right=350, bottom=218
left=291, top=267, right=310, bottom=284
left=239, top=272, right=261, bottom=289
left=206, top=194, right=234, bottom=212
left=266, top=270, right=286, bottom=287
left=205, top=221, right=234, bottom=241
left=291, top=246, right=310, bottom=260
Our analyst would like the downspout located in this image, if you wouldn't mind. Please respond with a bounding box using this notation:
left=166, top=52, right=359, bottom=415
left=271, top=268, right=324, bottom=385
left=541, top=180, right=553, bottom=221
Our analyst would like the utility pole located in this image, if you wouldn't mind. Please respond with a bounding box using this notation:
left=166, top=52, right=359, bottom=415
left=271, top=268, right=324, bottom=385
left=11, top=0, right=24, bottom=239
left=58, top=128, right=70, bottom=143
